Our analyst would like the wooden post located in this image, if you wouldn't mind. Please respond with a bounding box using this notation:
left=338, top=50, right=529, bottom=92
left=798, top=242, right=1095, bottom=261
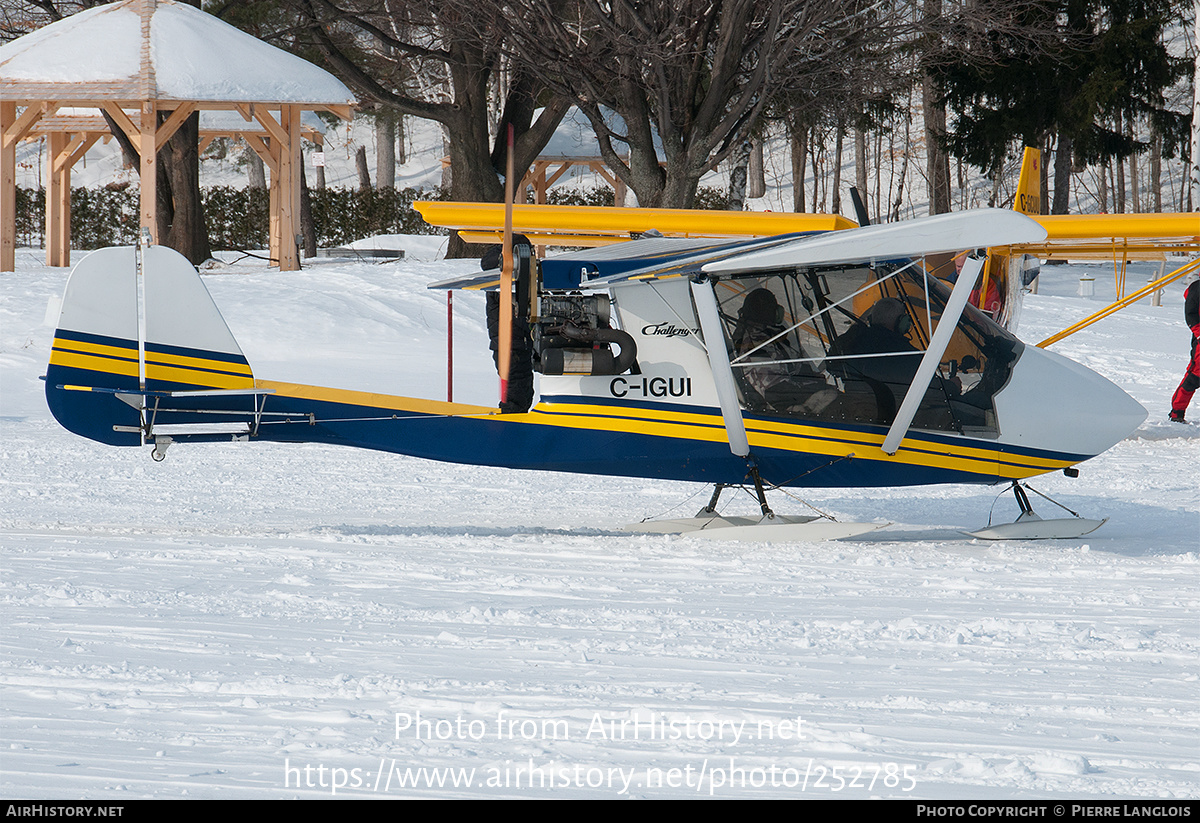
left=1, top=102, right=16, bottom=272
left=140, top=101, right=157, bottom=242
left=45, top=131, right=69, bottom=266
left=278, top=105, right=301, bottom=271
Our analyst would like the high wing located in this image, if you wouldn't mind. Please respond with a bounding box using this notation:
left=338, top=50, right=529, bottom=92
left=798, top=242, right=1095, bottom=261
left=414, top=201, right=857, bottom=247
left=429, top=209, right=1048, bottom=292
left=1010, top=213, right=1199, bottom=260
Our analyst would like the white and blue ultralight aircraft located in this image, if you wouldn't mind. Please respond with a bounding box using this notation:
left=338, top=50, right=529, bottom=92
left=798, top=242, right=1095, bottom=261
left=43, top=208, right=1147, bottom=540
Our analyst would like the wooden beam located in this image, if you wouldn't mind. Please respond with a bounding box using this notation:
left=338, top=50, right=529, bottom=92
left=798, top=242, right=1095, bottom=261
left=101, top=103, right=141, bottom=154
left=251, top=108, right=288, bottom=146
left=52, top=132, right=87, bottom=173
left=46, top=132, right=70, bottom=266
left=544, top=161, right=573, bottom=189
left=243, top=134, right=279, bottom=175
left=276, top=104, right=301, bottom=271
left=3, top=102, right=57, bottom=150
left=139, top=101, right=157, bottom=242
left=1, top=102, right=16, bottom=272
left=154, top=102, right=196, bottom=151
left=64, top=133, right=101, bottom=170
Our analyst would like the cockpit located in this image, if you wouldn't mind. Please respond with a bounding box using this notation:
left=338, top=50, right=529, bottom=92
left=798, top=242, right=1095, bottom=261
left=715, top=262, right=1024, bottom=435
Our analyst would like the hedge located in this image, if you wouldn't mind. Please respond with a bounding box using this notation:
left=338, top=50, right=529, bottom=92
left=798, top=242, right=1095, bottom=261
left=13, top=185, right=449, bottom=252
left=11, top=183, right=729, bottom=252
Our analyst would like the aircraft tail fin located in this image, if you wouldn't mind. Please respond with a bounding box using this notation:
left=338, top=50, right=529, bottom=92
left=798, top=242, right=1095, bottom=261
left=45, top=246, right=256, bottom=446
left=1013, top=147, right=1042, bottom=215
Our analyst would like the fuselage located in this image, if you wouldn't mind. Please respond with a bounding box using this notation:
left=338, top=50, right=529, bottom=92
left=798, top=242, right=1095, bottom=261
left=43, top=229, right=1147, bottom=491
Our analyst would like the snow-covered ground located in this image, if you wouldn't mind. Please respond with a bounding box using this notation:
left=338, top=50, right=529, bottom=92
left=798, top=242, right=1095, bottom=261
left=1, top=242, right=1197, bottom=799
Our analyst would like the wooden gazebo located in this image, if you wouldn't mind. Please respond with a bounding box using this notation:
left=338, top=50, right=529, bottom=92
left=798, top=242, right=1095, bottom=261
left=0, top=0, right=354, bottom=272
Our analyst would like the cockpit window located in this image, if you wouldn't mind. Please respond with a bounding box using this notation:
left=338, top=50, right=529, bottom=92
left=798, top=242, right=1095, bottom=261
left=715, top=262, right=1023, bottom=433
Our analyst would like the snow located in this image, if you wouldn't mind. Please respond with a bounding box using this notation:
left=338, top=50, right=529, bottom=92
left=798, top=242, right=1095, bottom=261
left=149, top=2, right=353, bottom=105
left=0, top=0, right=354, bottom=105
left=0, top=4, right=140, bottom=84
left=1, top=244, right=1197, bottom=799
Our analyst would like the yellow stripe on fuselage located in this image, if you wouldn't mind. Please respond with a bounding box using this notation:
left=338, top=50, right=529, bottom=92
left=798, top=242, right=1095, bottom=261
left=51, top=336, right=137, bottom=361
left=143, top=362, right=255, bottom=390
left=256, top=379, right=1072, bottom=481
left=143, top=349, right=254, bottom=389
left=143, top=349, right=253, bottom=377
left=526, top=400, right=1073, bottom=480
left=51, top=336, right=256, bottom=389
left=49, top=336, right=139, bottom=378
left=48, top=348, right=140, bottom=378
left=257, top=380, right=498, bottom=417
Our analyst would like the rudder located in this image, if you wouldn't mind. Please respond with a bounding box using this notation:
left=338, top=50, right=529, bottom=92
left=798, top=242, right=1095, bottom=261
left=44, top=245, right=256, bottom=447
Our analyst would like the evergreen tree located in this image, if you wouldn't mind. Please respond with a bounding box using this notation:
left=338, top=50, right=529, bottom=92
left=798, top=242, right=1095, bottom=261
left=937, top=0, right=1188, bottom=213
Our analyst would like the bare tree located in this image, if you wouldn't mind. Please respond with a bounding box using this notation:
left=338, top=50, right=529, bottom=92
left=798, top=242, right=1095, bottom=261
left=375, top=113, right=395, bottom=189
left=270, top=0, right=570, bottom=254
left=921, top=0, right=951, bottom=214
left=495, top=0, right=902, bottom=208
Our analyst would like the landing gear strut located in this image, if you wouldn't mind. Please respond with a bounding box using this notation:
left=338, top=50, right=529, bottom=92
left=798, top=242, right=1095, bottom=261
left=966, top=480, right=1107, bottom=540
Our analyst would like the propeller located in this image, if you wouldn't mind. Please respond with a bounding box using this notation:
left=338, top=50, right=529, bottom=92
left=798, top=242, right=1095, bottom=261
left=498, top=124, right=514, bottom=405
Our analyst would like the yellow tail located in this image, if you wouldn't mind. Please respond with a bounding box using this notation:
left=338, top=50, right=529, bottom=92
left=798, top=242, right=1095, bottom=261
left=1013, top=147, right=1042, bottom=215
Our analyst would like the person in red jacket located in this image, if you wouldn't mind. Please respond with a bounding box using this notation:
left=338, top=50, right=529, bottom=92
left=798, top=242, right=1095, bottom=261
left=1169, top=275, right=1200, bottom=423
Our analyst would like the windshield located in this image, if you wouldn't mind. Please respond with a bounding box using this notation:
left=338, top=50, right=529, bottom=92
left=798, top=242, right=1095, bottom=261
left=713, top=261, right=1023, bottom=434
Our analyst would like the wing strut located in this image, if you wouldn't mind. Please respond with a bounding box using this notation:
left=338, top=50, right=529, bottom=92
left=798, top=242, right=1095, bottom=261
left=881, top=254, right=984, bottom=455
left=690, top=277, right=750, bottom=457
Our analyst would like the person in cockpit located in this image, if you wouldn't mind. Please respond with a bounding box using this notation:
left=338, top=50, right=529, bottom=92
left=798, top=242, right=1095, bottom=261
left=731, top=288, right=836, bottom=415
left=827, top=297, right=925, bottom=423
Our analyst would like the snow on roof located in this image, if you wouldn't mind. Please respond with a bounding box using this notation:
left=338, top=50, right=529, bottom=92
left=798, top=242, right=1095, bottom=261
left=0, top=4, right=140, bottom=85
left=0, top=0, right=354, bottom=107
left=540, top=107, right=663, bottom=159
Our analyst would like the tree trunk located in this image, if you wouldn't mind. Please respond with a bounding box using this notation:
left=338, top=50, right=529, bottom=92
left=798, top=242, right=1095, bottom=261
left=748, top=138, right=766, bottom=199
left=376, top=115, right=395, bottom=189
left=727, top=139, right=750, bottom=211
left=1116, top=157, right=1126, bottom=213
left=1150, top=126, right=1162, bottom=212
left=1114, top=113, right=1125, bottom=213
left=300, top=164, right=317, bottom=258
left=1192, top=0, right=1199, bottom=210
left=1128, top=119, right=1140, bottom=213
left=922, top=0, right=951, bottom=215
left=355, top=146, right=371, bottom=190
left=831, top=128, right=843, bottom=215
left=159, top=110, right=211, bottom=265
left=1098, top=161, right=1108, bottom=212
left=810, top=131, right=821, bottom=212
left=790, top=116, right=807, bottom=213
left=1052, top=133, right=1072, bottom=214
left=855, top=126, right=868, bottom=214
left=245, top=147, right=266, bottom=189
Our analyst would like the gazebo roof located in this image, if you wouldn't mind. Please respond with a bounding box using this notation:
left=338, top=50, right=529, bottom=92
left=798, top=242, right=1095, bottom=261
left=0, top=0, right=354, bottom=107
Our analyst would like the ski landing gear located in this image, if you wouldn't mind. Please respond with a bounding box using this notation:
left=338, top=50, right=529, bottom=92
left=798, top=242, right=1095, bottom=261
left=626, top=468, right=886, bottom=542
left=965, top=481, right=1107, bottom=540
